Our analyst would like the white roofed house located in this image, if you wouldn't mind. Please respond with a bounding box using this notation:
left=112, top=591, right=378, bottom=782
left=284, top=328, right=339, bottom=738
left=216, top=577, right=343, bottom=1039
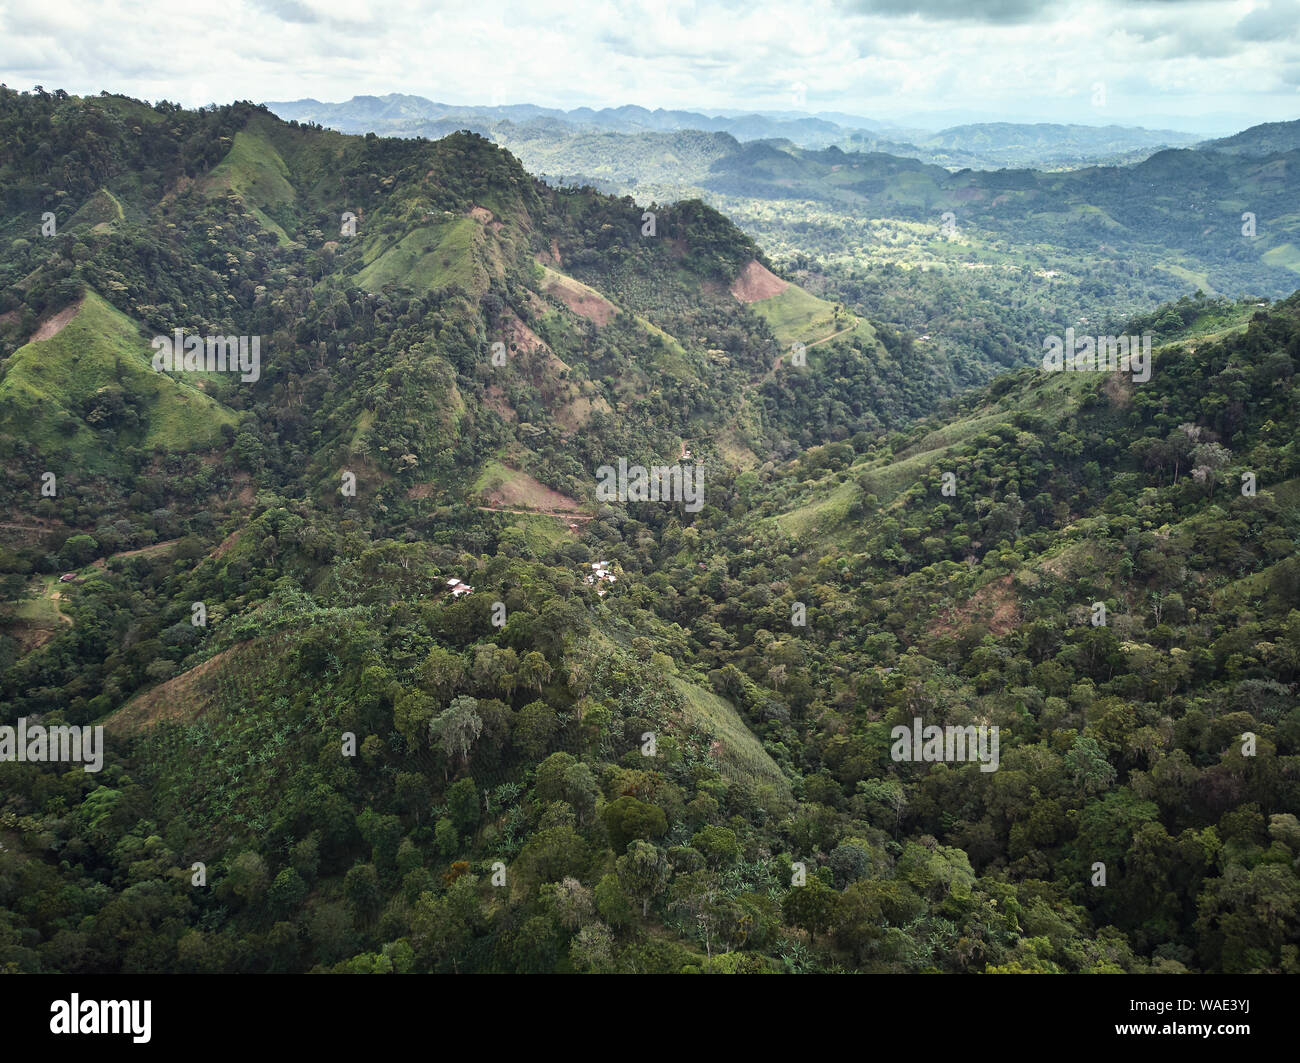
left=584, top=560, right=618, bottom=596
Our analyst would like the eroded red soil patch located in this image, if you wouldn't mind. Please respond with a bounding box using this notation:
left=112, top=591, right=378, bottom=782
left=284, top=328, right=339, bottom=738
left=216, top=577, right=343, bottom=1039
left=729, top=260, right=788, bottom=304
left=483, top=468, right=585, bottom=514
left=484, top=383, right=517, bottom=422
left=928, top=575, right=1021, bottom=638
left=211, top=529, right=243, bottom=561
left=105, top=644, right=248, bottom=736
left=542, top=272, right=616, bottom=326
left=28, top=298, right=82, bottom=343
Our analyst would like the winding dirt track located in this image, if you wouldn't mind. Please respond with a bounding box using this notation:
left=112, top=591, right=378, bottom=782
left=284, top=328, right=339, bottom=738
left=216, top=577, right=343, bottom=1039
left=476, top=505, right=593, bottom=523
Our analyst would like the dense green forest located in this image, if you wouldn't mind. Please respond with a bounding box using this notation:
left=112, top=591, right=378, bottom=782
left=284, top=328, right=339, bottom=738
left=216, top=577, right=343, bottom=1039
left=266, top=98, right=1300, bottom=408
left=0, top=89, right=1297, bottom=975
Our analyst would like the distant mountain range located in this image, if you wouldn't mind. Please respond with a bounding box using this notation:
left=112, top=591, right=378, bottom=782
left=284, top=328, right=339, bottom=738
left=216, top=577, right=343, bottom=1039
left=1197, top=120, right=1300, bottom=157
left=266, top=94, right=1203, bottom=171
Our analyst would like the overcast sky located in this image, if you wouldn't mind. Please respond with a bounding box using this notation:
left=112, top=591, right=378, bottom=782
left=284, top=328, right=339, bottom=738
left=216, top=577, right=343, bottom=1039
left=2, top=0, right=1298, bottom=135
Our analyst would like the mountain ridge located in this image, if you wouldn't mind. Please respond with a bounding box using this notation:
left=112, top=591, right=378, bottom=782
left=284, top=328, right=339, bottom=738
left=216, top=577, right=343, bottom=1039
left=1, top=87, right=1298, bottom=977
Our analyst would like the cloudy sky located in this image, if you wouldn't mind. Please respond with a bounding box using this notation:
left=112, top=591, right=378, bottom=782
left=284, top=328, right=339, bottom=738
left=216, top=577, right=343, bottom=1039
left=2, top=0, right=1298, bottom=134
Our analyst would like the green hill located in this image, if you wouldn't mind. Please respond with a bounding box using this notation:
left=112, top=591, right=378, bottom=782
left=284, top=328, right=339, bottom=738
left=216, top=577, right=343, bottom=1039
left=0, top=290, right=236, bottom=474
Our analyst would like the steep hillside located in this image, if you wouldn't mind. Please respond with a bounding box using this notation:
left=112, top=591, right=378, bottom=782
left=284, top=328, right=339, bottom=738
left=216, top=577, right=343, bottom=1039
left=1199, top=118, right=1300, bottom=158
left=0, top=290, right=236, bottom=476
left=266, top=97, right=1300, bottom=407
left=1, top=89, right=1297, bottom=977
left=2, top=89, right=948, bottom=521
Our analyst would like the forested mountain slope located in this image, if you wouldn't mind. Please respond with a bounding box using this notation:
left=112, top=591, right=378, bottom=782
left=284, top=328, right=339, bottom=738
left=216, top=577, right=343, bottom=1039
left=0, top=90, right=1297, bottom=975
left=266, top=100, right=1300, bottom=400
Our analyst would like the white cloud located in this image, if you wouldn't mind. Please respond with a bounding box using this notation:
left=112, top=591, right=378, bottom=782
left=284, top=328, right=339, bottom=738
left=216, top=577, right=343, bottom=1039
left=0, top=0, right=1295, bottom=132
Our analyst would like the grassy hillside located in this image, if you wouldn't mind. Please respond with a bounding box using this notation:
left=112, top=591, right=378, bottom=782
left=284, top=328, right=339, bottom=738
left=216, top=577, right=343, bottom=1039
left=671, top=675, right=790, bottom=793
left=205, top=127, right=296, bottom=209
left=0, top=290, right=236, bottom=473
left=355, top=216, right=487, bottom=294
